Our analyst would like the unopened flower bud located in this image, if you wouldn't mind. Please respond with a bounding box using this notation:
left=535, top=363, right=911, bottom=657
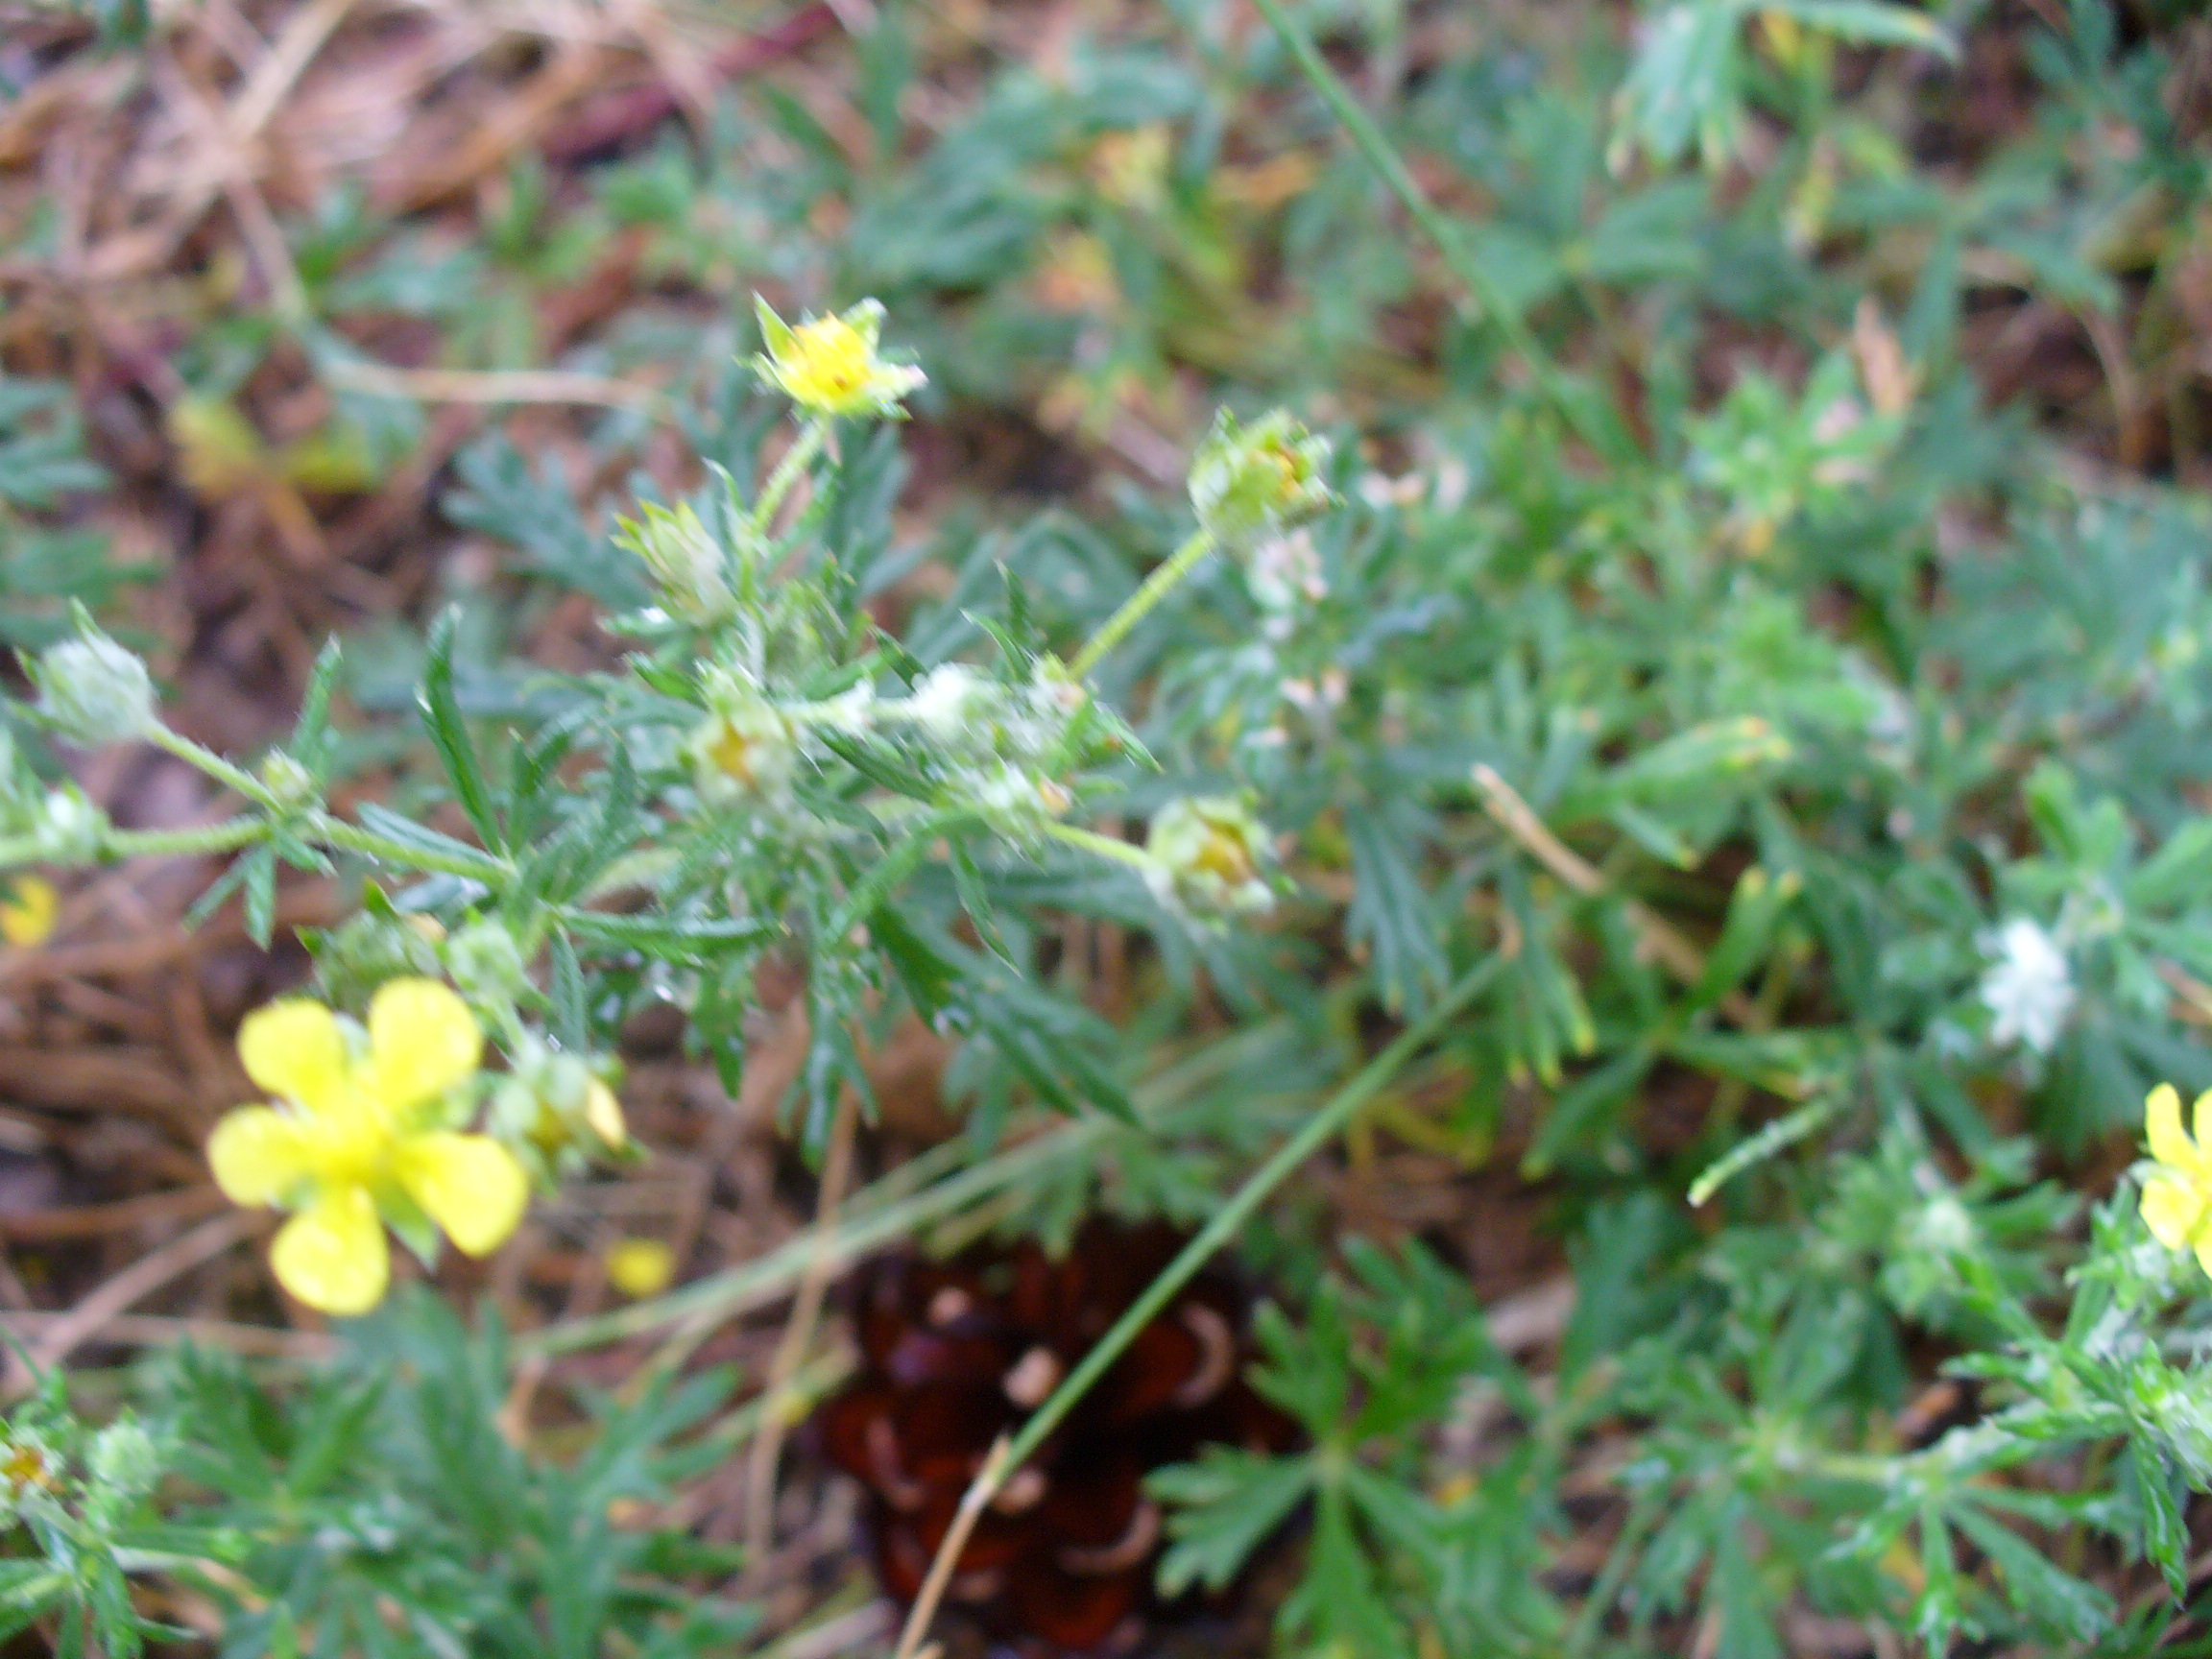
left=34, top=786, right=105, bottom=863
left=688, top=670, right=796, bottom=805
left=258, top=751, right=316, bottom=809
left=1188, top=409, right=1334, bottom=552
left=446, top=919, right=530, bottom=1012
left=86, top=1418, right=157, bottom=1502
left=307, top=908, right=447, bottom=1011
left=616, top=500, right=733, bottom=622
left=1145, top=795, right=1275, bottom=918
left=33, top=633, right=153, bottom=746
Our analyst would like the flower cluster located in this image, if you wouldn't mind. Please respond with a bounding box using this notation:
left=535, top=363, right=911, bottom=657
left=206, top=978, right=527, bottom=1314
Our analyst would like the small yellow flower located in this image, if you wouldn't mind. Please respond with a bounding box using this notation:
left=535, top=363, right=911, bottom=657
left=207, top=978, right=526, bottom=1315
left=605, top=1238, right=675, bottom=1299
left=685, top=668, right=797, bottom=805
left=0, top=878, right=58, bottom=948
left=2140, top=1083, right=2212, bottom=1277
left=752, top=297, right=925, bottom=419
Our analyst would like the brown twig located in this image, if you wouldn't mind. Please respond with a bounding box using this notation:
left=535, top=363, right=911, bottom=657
left=1470, top=763, right=1754, bottom=1024
left=741, top=1087, right=861, bottom=1564
left=891, top=1435, right=1011, bottom=1659
left=0, top=1310, right=330, bottom=1361
left=0, top=1185, right=228, bottom=1243
left=321, top=361, right=676, bottom=419
left=12, top=1209, right=265, bottom=1386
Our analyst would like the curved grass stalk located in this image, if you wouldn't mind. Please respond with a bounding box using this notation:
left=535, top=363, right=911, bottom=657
left=891, top=950, right=1507, bottom=1659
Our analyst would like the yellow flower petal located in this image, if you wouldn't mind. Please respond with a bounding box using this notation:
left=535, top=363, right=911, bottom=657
left=605, top=1238, right=675, bottom=1299
left=395, top=1132, right=526, bottom=1258
left=0, top=878, right=59, bottom=948
left=2147, top=1083, right=2199, bottom=1174
left=238, top=999, right=349, bottom=1112
left=584, top=1080, right=627, bottom=1148
left=366, top=979, right=481, bottom=1111
left=269, top=1188, right=389, bottom=1314
left=2142, top=1173, right=2205, bottom=1253
left=206, top=1106, right=312, bottom=1207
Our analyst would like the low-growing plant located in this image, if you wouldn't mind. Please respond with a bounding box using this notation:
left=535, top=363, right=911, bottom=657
left=9, top=0, right=2212, bottom=1654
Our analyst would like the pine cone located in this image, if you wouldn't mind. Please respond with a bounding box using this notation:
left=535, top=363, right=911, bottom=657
left=813, top=1218, right=1299, bottom=1653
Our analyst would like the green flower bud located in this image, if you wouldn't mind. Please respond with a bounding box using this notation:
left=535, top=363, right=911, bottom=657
left=1145, top=795, right=1276, bottom=919
left=446, top=919, right=530, bottom=1012
left=85, top=1417, right=157, bottom=1503
left=615, top=500, right=733, bottom=622
left=34, top=786, right=106, bottom=863
left=257, top=751, right=317, bottom=810
left=1188, top=409, right=1334, bottom=552
left=686, top=668, right=796, bottom=805
left=307, top=909, right=446, bottom=1012
left=32, top=633, right=153, bottom=746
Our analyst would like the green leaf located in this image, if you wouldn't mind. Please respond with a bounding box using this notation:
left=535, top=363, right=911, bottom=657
left=418, top=608, right=502, bottom=852
left=1151, top=1448, right=1315, bottom=1595
left=351, top=803, right=509, bottom=881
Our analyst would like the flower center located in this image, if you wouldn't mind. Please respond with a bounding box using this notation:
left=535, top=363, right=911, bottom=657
left=1193, top=829, right=1255, bottom=885
left=704, top=719, right=758, bottom=783
left=792, top=320, right=870, bottom=397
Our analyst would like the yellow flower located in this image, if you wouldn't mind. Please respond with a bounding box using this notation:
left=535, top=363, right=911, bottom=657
left=605, top=1238, right=675, bottom=1299
left=0, top=878, right=58, bottom=948
left=206, top=978, right=526, bottom=1315
left=752, top=297, right=925, bottom=419
left=2140, top=1083, right=2212, bottom=1277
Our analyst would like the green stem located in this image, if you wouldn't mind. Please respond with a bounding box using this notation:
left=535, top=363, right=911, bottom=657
left=307, top=814, right=514, bottom=883
left=147, top=725, right=282, bottom=813
left=1242, top=0, right=1601, bottom=447
left=0, top=816, right=268, bottom=873
left=1068, top=529, right=1215, bottom=681
left=754, top=418, right=830, bottom=533
left=942, top=950, right=1505, bottom=1524
left=1045, top=821, right=1155, bottom=873
left=1564, top=1483, right=1666, bottom=1657
left=106, top=818, right=268, bottom=861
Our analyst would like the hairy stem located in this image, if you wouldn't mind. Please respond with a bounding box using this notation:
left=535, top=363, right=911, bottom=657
left=755, top=417, right=830, bottom=534
left=1044, top=821, right=1154, bottom=872
left=146, top=725, right=283, bottom=813
left=1068, top=529, right=1215, bottom=681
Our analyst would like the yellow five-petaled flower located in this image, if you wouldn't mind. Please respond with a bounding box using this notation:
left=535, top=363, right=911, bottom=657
left=207, top=978, right=527, bottom=1315
left=2140, top=1082, right=2212, bottom=1277
left=752, top=297, right=925, bottom=419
